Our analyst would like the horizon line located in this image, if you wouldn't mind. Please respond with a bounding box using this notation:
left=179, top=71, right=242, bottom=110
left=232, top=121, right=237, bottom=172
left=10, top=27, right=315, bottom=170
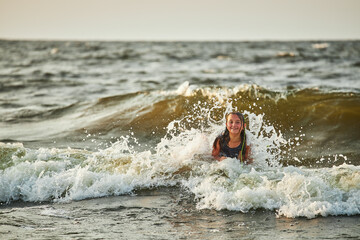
left=1, top=37, right=360, bottom=42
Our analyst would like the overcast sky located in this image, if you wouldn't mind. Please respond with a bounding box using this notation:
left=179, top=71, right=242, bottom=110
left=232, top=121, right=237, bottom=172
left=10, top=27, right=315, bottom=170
left=0, top=0, right=359, bottom=41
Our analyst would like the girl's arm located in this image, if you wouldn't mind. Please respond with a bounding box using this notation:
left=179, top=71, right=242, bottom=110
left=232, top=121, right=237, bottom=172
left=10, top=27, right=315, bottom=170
left=212, top=139, right=226, bottom=161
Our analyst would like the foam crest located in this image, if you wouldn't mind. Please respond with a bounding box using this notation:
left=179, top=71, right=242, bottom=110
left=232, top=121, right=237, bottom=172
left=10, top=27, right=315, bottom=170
left=171, top=81, right=288, bottom=104
left=183, top=162, right=360, bottom=218
left=0, top=141, right=181, bottom=203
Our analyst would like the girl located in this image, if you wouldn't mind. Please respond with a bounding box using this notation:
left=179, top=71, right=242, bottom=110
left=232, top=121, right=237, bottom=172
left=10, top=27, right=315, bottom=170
left=212, top=112, right=252, bottom=163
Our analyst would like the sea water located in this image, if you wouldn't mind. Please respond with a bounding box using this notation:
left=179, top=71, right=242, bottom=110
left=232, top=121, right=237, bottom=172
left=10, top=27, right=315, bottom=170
left=1, top=40, right=359, bottom=239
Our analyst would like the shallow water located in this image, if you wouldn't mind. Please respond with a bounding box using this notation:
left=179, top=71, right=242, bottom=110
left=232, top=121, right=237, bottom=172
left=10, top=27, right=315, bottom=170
left=0, top=40, right=359, bottom=238
left=1, top=188, right=359, bottom=240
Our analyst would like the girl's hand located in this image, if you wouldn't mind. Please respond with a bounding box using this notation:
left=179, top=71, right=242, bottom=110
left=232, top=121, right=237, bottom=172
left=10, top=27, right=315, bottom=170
left=245, top=158, right=253, bottom=164
left=213, top=155, right=227, bottom=161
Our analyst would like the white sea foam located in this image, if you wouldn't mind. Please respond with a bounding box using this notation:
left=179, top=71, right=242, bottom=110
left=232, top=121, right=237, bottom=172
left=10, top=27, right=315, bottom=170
left=170, top=81, right=288, bottom=104
left=183, top=160, right=360, bottom=218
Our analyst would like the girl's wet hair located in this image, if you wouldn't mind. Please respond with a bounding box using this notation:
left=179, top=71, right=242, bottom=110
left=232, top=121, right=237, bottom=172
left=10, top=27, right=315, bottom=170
left=226, top=112, right=245, bottom=126
left=213, top=112, right=247, bottom=160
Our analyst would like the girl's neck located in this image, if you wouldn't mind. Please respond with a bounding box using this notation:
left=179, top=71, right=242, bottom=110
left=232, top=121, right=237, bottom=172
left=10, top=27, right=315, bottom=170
left=229, top=133, right=241, bottom=142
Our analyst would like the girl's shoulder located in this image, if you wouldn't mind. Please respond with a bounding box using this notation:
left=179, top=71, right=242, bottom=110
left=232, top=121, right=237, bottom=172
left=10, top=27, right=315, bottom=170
left=213, top=133, right=225, bottom=147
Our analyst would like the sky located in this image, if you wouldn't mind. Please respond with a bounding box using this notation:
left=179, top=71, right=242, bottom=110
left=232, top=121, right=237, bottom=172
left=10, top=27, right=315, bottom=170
left=0, top=0, right=359, bottom=41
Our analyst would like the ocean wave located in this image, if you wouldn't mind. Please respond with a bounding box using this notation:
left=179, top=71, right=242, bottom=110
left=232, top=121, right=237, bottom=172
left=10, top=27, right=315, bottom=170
left=1, top=82, right=359, bottom=164
left=0, top=135, right=359, bottom=219
left=1, top=88, right=358, bottom=218
left=0, top=102, right=80, bottom=123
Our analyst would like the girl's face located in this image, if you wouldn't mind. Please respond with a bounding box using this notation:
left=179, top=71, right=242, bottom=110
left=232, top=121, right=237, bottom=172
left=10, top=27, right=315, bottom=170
left=226, top=114, right=243, bottom=135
